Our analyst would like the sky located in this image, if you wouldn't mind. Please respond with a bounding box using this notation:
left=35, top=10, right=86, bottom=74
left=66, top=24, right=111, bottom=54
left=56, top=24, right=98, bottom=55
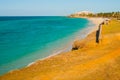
left=0, top=0, right=120, bottom=16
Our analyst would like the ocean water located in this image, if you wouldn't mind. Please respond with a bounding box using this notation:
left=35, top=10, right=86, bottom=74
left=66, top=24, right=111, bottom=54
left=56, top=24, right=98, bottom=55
left=0, top=16, right=93, bottom=75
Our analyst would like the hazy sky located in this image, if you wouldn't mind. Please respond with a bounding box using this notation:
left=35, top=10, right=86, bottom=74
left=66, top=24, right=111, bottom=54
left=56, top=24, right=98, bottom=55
left=0, top=0, right=120, bottom=16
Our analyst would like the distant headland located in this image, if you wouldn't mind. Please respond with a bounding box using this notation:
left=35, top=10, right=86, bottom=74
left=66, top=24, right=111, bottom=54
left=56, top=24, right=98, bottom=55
left=69, top=11, right=120, bottom=20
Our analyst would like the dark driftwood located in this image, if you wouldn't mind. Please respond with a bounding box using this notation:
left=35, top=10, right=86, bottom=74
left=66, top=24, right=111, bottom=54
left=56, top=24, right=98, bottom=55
left=96, top=24, right=102, bottom=43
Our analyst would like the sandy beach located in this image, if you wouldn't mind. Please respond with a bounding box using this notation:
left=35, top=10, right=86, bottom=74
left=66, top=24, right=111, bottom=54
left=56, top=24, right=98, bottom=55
left=0, top=18, right=120, bottom=80
left=26, top=18, right=105, bottom=67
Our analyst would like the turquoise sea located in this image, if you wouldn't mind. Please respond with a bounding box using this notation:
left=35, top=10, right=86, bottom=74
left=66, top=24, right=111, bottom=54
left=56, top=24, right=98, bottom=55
left=0, top=16, right=93, bottom=75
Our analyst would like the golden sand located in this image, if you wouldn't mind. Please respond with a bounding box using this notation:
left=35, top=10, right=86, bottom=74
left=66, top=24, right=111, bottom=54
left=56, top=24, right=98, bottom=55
left=0, top=19, right=120, bottom=80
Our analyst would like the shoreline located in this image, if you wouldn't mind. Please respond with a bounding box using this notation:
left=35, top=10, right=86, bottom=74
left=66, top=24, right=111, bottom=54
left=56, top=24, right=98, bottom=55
left=0, top=17, right=91, bottom=75
left=2, top=17, right=105, bottom=75
left=27, top=47, right=68, bottom=67
left=1, top=18, right=120, bottom=79
left=0, top=17, right=105, bottom=76
left=27, top=17, right=105, bottom=67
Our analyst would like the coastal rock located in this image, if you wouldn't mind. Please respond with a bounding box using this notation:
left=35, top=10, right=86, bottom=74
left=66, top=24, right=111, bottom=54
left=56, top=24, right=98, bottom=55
left=72, top=40, right=85, bottom=50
